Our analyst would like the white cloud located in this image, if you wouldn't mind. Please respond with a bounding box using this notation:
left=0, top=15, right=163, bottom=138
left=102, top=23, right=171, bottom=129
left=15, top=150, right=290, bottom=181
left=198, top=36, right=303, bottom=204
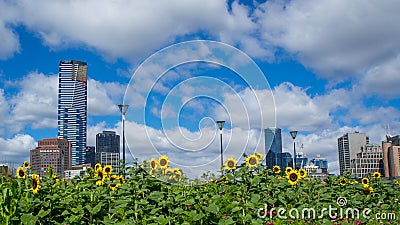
left=87, top=79, right=122, bottom=116
left=361, top=55, right=400, bottom=98
left=274, top=82, right=333, bottom=131
left=3, top=0, right=258, bottom=63
left=10, top=72, right=58, bottom=132
left=0, top=134, right=36, bottom=164
left=0, top=22, right=20, bottom=60
left=255, top=0, right=400, bottom=77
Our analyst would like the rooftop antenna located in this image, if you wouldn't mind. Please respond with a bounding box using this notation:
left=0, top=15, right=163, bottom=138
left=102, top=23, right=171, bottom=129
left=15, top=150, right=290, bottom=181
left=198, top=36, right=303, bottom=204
left=385, top=124, right=392, bottom=140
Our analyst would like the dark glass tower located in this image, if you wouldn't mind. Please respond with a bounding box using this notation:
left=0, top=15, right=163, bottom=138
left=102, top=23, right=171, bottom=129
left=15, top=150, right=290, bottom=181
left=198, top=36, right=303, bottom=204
left=96, top=131, right=120, bottom=171
left=57, top=60, right=88, bottom=166
left=265, top=128, right=282, bottom=168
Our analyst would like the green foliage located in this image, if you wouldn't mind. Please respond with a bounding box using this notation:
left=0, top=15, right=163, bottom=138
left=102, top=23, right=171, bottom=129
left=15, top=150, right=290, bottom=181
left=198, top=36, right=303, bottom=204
left=1, top=160, right=399, bottom=224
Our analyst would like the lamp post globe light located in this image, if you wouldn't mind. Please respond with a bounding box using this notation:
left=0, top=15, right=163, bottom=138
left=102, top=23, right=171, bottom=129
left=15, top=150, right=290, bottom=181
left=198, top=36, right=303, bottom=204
left=290, top=130, right=298, bottom=169
left=118, top=104, right=129, bottom=174
left=217, top=120, right=225, bottom=175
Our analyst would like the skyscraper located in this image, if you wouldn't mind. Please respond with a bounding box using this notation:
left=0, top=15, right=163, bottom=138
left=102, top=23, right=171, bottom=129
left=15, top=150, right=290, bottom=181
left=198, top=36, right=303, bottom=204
left=57, top=60, right=88, bottom=166
left=265, top=128, right=283, bottom=168
left=337, top=131, right=369, bottom=176
left=96, top=131, right=120, bottom=172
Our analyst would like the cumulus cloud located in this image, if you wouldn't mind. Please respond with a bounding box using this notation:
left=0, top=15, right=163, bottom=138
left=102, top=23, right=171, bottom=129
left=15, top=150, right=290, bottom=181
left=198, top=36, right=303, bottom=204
left=361, top=55, right=400, bottom=98
left=0, top=134, right=36, bottom=164
left=10, top=72, right=58, bottom=132
left=274, top=82, right=333, bottom=131
left=255, top=0, right=400, bottom=77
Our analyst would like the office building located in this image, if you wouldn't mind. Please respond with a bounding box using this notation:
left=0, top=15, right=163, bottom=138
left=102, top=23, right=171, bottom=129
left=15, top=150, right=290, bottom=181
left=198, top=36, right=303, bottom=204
left=295, top=152, right=308, bottom=169
left=265, top=128, right=282, bottom=168
left=350, top=143, right=384, bottom=179
left=337, top=131, right=369, bottom=176
left=278, top=152, right=293, bottom=169
left=310, top=155, right=328, bottom=173
left=85, top=146, right=96, bottom=167
left=30, top=138, right=70, bottom=177
left=96, top=131, right=120, bottom=172
left=58, top=60, right=88, bottom=166
left=382, top=135, right=400, bottom=178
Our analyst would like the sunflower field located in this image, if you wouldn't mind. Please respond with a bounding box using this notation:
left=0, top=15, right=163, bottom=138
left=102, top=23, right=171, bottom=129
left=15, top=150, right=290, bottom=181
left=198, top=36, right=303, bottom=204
left=1, top=154, right=400, bottom=225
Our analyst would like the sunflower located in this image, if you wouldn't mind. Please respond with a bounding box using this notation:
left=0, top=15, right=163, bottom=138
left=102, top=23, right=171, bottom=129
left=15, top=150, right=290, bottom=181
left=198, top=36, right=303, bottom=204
left=246, top=154, right=259, bottom=168
left=255, top=152, right=263, bottom=160
left=94, top=163, right=102, bottom=172
left=118, top=176, right=125, bottom=184
left=109, top=175, right=121, bottom=191
left=103, top=165, right=113, bottom=176
left=52, top=174, right=57, bottom=179
left=95, top=170, right=106, bottom=186
left=173, top=168, right=182, bottom=177
left=22, top=161, right=30, bottom=168
left=339, top=177, right=347, bottom=186
left=273, top=165, right=281, bottom=174
left=16, top=167, right=27, bottom=179
left=393, top=180, right=400, bottom=186
left=362, top=186, right=373, bottom=195
left=164, top=168, right=174, bottom=179
left=225, top=158, right=237, bottom=170
left=62, top=178, right=68, bottom=184
left=362, top=177, right=369, bottom=185
left=373, top=172, right=381, bottom=179
left=150, top=158, right=158, bottom=170
left=285, top=166, right=293, bottom=175
left=298, top=168, right=307, bottom=178
left=287, top=170, right=300, bottom=186
left=158, top=156, right=170, bottom=169
left=30, top=174, right=41, bottom=194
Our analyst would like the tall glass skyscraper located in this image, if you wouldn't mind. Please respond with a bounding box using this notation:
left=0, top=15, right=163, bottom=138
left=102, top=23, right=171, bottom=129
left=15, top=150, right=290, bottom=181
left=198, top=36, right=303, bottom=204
left=57, top=60, right=88, bottom=166
left=265, top=128, right=282, bottom=168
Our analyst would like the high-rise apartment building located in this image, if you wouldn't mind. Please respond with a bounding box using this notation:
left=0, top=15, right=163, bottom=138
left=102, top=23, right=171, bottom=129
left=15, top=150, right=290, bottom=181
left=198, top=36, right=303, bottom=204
left=30, top=138, right=70, bottom=177
left=57, top=60, right=88, bottom=166
left=337, top=131, right=369, bottom=176
left=96, top=131, right=120, bottom=172
left=265, top=128, right=282, bottom=168
left=350, top=143, right=384, bottom=179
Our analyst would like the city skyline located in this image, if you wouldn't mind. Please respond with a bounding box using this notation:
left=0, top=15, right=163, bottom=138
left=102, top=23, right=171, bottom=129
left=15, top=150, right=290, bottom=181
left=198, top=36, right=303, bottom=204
left=0, top=1, right=399, bottom=176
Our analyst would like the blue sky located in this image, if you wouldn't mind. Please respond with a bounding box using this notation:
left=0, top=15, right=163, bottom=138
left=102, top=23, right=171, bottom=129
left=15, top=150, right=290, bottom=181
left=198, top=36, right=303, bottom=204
left=0, top=0, right=399, bottom=177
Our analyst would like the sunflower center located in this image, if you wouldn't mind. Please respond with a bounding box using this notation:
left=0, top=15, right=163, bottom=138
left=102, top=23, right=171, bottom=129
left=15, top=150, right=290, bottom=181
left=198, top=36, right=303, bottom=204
left=18, top=170, right=25, bottom=177
left=105, top=168, right=111, bottom=173
left=228, top=161, right=234, bottom=168
left=151, top=161, right=156, bottom=168
left=32, top=180, right=38, bottom=189
left=160, top=159, right=167, bottom=166
left=289, top=173, right=298, bottom=182
left=249, top=157, right=257, bottom=165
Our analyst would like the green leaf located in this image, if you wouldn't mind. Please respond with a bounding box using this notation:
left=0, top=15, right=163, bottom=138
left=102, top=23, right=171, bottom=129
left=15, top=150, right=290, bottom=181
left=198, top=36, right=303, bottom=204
left=37, top=209, right=51, bottom=218
left=21, top=213, right=37, bottom=225
left=148, top=191, right=164, bottom=201
left=204, top=203, right=219, bottom=214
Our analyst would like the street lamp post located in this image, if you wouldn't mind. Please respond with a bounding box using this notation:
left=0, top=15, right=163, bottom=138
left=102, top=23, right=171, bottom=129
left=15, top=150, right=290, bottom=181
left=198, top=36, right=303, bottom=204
left=290, top=130, right=298, bottom=169
left=217, top=120, right=225, bottom=175
left=118, top=104, right=129, bottom=174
